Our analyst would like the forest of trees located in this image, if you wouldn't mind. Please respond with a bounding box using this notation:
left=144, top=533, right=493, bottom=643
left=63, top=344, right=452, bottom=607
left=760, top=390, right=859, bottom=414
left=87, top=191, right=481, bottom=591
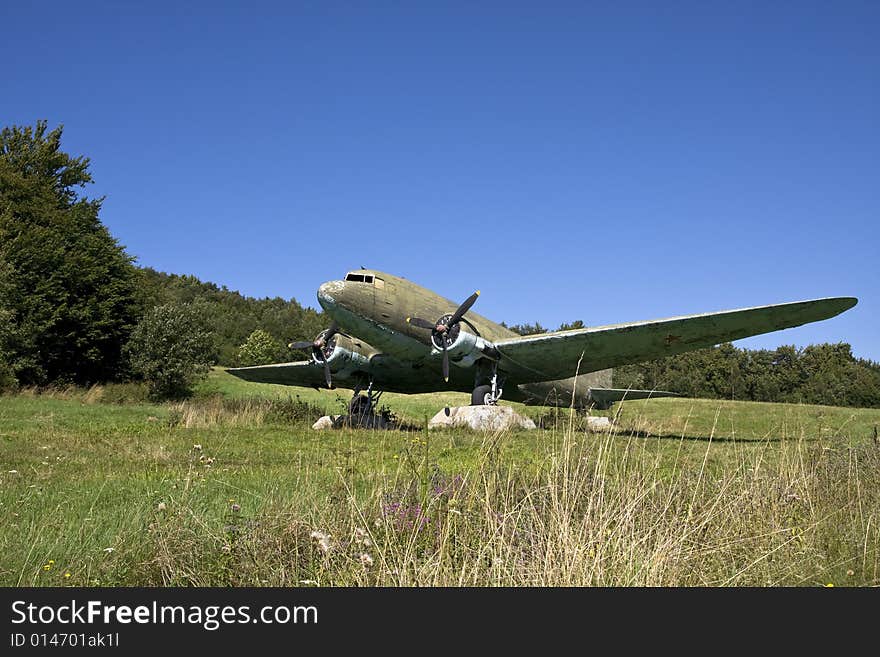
left=136, top=267, right=325, bottom=366
left=2, top=120, right=878, bottom=406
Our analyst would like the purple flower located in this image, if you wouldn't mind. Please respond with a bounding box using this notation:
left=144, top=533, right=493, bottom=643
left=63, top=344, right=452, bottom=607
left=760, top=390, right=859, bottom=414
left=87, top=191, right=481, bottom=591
left=382, top=499, right=430, bottom=532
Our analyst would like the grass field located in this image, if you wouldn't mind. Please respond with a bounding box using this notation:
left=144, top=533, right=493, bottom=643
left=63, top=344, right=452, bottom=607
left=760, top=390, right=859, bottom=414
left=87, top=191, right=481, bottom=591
left=1, top=368, right=879, bottom=586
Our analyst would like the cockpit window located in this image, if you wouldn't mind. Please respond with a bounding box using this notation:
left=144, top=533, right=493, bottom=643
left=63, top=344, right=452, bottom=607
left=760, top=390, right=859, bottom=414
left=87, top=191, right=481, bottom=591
left=345, top=272, right=374, bottom=284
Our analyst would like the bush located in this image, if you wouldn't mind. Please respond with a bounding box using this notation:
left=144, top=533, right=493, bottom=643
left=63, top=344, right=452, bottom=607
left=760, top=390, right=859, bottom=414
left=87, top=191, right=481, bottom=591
left=237, top=329, right=284, bottom=366
left=125, top=304, right=214, bottom=400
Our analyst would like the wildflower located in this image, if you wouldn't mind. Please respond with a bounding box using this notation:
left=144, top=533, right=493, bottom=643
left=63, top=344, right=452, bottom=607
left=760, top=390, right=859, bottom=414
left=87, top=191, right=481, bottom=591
left=192, top=444, right=202, bottom=451
left=103, top=547, right=115, bottom=554
left=353, top=527, right=372, bottom=547
left=824, top=583, right=834, bottom=587
left=847, top=569, right=855, bottom=577
left=231, top=503, right=241, bottom=513
left=359, top=553, right=374, bottom=567
left=157, top=502, right=167, bottom=512
left=310, top=531, right=332, bottom=554
left=43, top=564, right=51, bottom=571
left=64, top=572, right=71, bottom=579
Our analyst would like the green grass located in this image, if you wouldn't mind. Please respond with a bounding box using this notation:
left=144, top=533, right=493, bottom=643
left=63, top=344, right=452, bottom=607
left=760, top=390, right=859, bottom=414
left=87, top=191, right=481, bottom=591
left=1, top=368, right=878, bottom=586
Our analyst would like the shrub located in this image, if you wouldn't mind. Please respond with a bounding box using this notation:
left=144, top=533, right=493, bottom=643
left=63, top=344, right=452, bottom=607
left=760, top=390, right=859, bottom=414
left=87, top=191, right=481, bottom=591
left=125, top=304, right=214, bottom=400
left=237, top=329, right=283, bottom=366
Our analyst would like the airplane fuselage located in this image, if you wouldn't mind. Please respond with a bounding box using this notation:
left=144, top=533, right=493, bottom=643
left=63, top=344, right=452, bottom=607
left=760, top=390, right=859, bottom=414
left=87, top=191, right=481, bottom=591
left=316, top=269, right=610, bottom=403
left=316, top=270, right=516, bottom=358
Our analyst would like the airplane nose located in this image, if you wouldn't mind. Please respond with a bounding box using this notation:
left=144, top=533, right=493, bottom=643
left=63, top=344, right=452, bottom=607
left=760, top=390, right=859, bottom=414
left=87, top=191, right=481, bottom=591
left=317, top=281, right=343, bottom=311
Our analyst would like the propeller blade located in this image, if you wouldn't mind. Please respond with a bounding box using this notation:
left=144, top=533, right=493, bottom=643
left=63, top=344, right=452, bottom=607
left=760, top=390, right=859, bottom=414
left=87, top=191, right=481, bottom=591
left=323, top=358, right=332, bottom=388
left=442, top=343, right=449, bottom=382
left=289, top=340, right=314, bottom=350
left=450, top=290, right=480, bottom=325
left=406, top=316, right=436, bottom=330
left=460, top=317, right=481, bottom=337
left=322, top=320, right=339, bottom=343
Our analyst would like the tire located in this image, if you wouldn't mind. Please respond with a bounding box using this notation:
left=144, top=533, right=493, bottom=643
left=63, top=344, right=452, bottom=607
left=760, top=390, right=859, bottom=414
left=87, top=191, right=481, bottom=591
left=471, top=384, right=492, bottom=406
left=349, top=395, right=371, bottom=415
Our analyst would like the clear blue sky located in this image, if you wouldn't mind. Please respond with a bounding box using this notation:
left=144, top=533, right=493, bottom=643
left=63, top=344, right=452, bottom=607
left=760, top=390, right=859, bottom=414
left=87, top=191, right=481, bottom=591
left=4, top=1, right=878, bottom=359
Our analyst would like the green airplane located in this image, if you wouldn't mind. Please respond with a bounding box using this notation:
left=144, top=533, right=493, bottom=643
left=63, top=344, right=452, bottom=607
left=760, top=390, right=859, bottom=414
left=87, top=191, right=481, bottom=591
left=227, top=269, right=857, bottom=413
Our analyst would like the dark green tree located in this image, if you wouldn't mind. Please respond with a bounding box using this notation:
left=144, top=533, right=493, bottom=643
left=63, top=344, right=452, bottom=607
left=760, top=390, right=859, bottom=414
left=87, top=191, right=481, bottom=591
left=0, top=121, right=139, bottom=385
left=124, top=303, right=214, bottom=399
left=0, top=255, right=17, bottom=390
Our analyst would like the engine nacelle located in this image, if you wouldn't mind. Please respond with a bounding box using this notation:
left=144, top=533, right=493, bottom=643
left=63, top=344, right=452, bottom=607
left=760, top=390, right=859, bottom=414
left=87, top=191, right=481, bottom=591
left=431, top=329, right=499, bottom=368
left=320, top=334, right=374, bottom=380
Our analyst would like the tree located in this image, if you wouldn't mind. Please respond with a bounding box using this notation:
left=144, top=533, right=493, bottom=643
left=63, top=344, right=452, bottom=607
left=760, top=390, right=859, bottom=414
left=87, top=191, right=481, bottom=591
left=125, top=304, right=214, bottom=399
left=136, top=267, right=325, bottom=365
left=503, top=321, right=548, bottom=336
left=238, top=329, right=283, bottom=366
left=0, top=255, right=18, bottom=391
left=0, top=121, right=139, bottom=385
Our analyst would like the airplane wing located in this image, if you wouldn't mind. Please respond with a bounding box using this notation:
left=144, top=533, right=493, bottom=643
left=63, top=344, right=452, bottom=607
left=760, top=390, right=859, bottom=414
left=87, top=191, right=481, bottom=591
left=495, top=297, right=857, bottom=383
left=226, top=354, right=474, bottom=395
left=226, top=360, right=331, bottom=388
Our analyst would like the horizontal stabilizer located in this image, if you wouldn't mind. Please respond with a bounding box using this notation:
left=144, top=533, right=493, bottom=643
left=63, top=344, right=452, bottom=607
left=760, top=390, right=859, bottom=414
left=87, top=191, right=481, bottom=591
left=588, top=387, right=679, bottom=409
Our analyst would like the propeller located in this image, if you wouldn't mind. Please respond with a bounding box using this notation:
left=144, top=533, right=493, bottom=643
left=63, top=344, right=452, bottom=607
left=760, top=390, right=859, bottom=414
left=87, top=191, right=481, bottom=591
left=289, top=320, right=345, bottom=388
left=406, top=291, right=480, bottom=382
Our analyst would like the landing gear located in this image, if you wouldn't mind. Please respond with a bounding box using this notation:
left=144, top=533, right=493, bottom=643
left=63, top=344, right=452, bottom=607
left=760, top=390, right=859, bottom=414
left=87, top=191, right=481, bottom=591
left=349, top=394, right=373, bottom=417
left=349, top=379, right=383, bottom=420
left=471, top=385, right=493, bottom=405
left=471, top=363, right=503, bottom=406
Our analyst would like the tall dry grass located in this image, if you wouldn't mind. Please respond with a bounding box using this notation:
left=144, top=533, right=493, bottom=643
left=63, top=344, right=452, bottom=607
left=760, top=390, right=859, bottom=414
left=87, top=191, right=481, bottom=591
left=166, top=395, right=325, bottom=428
left=127, top=415, right=879, bottom=586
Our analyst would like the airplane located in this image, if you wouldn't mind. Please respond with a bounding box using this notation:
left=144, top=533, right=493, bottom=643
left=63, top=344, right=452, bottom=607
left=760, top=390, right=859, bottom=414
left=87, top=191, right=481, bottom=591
left=227, top=269, right=857, bottom=415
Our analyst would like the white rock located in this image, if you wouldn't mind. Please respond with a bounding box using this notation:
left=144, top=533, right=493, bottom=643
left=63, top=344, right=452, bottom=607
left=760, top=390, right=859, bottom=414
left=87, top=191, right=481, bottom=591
left=312, top=416, right=338, bottom=430
left=428, top=405, right=537, bottom=431
left=585, top=416, right=613, bottom=431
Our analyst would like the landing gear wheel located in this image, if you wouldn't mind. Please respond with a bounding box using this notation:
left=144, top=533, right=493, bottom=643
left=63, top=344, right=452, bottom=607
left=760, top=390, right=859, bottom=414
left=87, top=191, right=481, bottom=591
left=471, top=384, right=493, bottom=406
left=349, top=394, right=372, bottom=417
